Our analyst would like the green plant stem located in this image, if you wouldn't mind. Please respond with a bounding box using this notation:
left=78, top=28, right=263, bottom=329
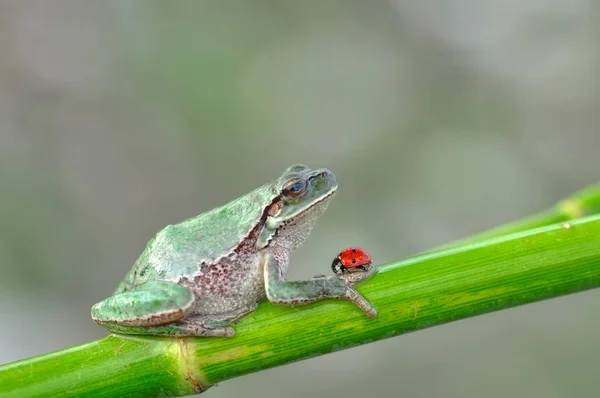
left=3, top=213, right=600, bottom=397
left=440, top=183, right=600, bottom=247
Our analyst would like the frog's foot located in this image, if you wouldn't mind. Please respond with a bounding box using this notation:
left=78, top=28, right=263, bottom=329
left=340, top=266, right=378, bottom=317
left=170, top=305, right=258, bottom=337
left=342, top=286, right=377, bottom=318
left=93, top=320, right=235, bottom=337
left=171, top=318, right=236, bottom=337
left=264, top=254, right=377, bottom=318
left=91, top=281, right=196, bottom=329
left=340, top=264, right=377, bottom=286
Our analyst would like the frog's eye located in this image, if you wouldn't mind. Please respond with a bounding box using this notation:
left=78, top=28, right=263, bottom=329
left=282, top=178, right=307, bottom=199
left=268, top=201, right=281, bottom=217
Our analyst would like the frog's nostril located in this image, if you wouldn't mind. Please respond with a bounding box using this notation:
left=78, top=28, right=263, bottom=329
left=310, top=169, right=335, bottom=184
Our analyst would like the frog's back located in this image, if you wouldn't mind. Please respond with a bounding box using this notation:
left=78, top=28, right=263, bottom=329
left=117, top=183, right=276, bottom=292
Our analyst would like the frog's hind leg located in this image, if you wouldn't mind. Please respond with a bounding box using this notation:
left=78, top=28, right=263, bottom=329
left=91, top=281, right=195, bottom=329
left=92, top=281, right=241, bottom=337
left=95, top=313, right=242, bottom=337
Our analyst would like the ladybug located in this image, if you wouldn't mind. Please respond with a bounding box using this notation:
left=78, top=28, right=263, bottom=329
left=331, top=247, right=373, bottom=275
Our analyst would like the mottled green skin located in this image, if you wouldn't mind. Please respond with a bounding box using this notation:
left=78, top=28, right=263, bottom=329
left=92, top=164, right=377, bottom=337
left=120, top=182, right=278, bottom=286
left=110, top=181, right=278, bottom=297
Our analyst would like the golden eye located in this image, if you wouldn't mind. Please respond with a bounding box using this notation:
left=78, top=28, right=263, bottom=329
left=268, top=201, right=281, bottom=217
left=282, top=178, right=307, bottom=199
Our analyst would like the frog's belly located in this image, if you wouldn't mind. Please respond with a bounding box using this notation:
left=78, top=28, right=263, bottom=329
left=179, top=257, right=265, bottom=316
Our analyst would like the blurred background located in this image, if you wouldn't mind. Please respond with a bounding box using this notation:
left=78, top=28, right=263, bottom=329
left=0, top=1, right=599, bottom=397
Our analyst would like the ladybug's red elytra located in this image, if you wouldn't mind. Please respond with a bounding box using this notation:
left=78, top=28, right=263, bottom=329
left=331, top=247, right=373, bottom=275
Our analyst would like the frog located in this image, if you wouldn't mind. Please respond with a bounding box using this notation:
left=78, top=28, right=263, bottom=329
left=91, top=164, right=377, bottom=337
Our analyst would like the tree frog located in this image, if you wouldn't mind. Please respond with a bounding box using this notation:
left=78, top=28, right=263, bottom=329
left=91, top=164, right=377, bottom=337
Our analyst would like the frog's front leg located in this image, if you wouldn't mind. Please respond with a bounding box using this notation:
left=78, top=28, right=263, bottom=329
left=263, top=254, right=377, bottom=318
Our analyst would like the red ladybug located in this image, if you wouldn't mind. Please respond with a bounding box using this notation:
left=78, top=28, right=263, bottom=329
left=331, top=247, right=372, bottom=275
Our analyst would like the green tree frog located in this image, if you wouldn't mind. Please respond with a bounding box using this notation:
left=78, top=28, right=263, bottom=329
left=91, top=164, right=377, bottom=337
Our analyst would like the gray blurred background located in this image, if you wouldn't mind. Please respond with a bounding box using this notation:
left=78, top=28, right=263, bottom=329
left=1, top=1, right=599, bottom=397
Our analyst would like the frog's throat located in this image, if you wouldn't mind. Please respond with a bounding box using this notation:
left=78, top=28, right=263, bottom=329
left=257, top=189, right=336, bottom=249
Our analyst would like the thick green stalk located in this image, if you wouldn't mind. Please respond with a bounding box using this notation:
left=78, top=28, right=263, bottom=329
left=0, top=337, right=195, bottom=397
left=2, top=214, right=600, bottom=397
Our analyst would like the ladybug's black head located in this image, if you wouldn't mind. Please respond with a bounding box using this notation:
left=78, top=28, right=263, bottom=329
left=331, top=257, right=344, bottom=275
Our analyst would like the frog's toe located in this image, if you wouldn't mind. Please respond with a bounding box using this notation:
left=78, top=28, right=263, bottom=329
left=366, top=307, right=378, bottom=318
left=177, top=319, right=236, bottom=337
left=224, top=327, right=235, bottom=337
left=195, top=326, right=235, bottom=337
left=344, top=287, right=377, bottom=318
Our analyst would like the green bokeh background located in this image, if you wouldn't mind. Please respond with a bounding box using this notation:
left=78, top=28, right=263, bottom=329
left=1, top=1, right=599, bottom=397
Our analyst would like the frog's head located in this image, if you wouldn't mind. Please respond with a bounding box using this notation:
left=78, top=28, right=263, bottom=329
left=258, top=164, right=337, bottom=250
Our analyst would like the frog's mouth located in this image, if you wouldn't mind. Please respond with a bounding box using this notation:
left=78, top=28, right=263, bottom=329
left=293, top=187, right=336, bottom=218
left=270, top=187, right=337, bottom=229
left=257, top=186, right=336, bottom=249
